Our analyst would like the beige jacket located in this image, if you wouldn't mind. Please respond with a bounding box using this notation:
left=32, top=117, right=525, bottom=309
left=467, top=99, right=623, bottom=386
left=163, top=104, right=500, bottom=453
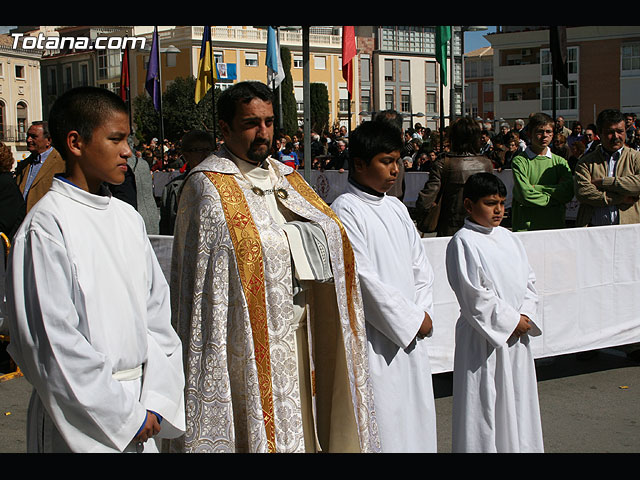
left=574, top=145, right=640, bottom=226
left=15, top=148, right=66, bottom=212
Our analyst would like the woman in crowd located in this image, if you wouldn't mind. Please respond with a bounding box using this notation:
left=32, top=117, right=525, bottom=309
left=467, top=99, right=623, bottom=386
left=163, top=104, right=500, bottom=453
left=415, top=117, right=494, bottom=237
left=0, top=143, right=26, bottom=240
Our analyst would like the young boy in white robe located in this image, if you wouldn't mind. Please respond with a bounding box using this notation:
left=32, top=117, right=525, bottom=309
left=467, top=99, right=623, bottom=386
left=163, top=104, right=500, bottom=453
left=445, top=172, right=544, bottom=453
left=331, top=120, right=437, bottom=452
left=5, top=86, right=185, bottom=453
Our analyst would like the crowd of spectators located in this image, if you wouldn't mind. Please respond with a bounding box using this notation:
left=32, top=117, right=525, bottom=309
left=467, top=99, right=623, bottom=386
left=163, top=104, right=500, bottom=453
left=7, top=108, right=640, bottom=238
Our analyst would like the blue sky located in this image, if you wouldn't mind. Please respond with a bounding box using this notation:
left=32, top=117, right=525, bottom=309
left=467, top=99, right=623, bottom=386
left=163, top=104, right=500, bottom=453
left=464, top=26, right=496, bottom=53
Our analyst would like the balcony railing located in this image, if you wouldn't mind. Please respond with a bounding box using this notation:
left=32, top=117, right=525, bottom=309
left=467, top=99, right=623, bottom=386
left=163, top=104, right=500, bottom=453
left=0, top=125, right=27, bottom=143
left=192, top=26, right=342, bottom=48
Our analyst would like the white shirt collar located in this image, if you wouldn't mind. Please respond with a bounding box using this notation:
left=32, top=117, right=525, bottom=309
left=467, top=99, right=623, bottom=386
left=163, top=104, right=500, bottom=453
left=524, top=146, right=553, bottom=160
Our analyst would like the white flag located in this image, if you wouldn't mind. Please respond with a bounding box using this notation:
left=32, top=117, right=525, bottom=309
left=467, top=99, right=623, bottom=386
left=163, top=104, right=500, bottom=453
left=266, top=26, right=285, bottom=89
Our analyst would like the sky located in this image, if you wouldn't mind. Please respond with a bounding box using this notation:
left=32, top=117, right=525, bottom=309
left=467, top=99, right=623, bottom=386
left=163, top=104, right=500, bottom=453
left=463, top=26, right=496, bottom=53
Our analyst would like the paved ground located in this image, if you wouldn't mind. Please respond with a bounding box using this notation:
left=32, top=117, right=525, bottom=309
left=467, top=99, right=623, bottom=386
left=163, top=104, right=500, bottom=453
left=434, top=347, right=640, bottom=453
left=1, top=347, right=639, bottom=453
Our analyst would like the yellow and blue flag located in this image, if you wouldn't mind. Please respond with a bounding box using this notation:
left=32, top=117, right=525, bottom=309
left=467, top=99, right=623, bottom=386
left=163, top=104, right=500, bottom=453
left=195, top=26, right=217, bottom=104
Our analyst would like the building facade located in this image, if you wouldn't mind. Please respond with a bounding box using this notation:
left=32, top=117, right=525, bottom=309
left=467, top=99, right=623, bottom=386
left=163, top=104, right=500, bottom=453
left=463, top=46, right=494, bottom=122
left=38, top=26, right=135, bottom=119
left=0, top=33, right=44, bottom=163
left=129, top=26, right=350, bottom=133
left=488, top=26, right=640, bottom=127
left=355, top=26, right=461, bottom=132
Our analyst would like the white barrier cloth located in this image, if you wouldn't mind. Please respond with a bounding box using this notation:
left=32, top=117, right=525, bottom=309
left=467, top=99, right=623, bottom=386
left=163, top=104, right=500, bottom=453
left=149, top=223, right=640, bottom=374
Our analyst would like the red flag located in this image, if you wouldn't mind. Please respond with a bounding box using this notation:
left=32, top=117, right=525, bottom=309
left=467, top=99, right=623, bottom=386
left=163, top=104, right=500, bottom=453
left=119, top=48, right=130, bottom=103
left=342, top=26, right=356, bottom=96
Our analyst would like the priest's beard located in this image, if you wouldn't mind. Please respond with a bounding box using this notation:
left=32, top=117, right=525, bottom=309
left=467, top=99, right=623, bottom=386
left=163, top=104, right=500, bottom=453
left=246, top=140, right=271, bottom=164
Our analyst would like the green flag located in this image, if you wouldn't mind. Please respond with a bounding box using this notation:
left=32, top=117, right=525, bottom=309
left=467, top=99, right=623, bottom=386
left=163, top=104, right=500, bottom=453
left=435, top=26, right=451, bottom=86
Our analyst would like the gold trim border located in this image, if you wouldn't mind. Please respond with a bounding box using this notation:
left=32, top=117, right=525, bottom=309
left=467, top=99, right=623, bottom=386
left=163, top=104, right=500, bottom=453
left=204, top=172, right=277, bottom=453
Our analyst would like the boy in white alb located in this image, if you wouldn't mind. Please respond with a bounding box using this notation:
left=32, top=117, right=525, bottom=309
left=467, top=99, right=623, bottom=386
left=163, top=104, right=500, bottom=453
left=445, top=172, right=544, bottom=453
left=331, top=120, right=437, bottom=452
left=5, top=87, right=185, bottom=453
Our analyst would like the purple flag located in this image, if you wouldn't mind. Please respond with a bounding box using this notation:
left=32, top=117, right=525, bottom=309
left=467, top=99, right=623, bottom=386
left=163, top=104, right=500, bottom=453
left=145, top=27, right=160, bottom=111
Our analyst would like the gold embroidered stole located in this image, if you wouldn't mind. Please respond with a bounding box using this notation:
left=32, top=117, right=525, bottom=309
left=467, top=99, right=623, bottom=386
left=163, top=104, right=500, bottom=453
left=204, top=171, right=277, bottom=453
left=204, top=168, right=360, bottom=452
left=286, top=171, right=359, bottom=339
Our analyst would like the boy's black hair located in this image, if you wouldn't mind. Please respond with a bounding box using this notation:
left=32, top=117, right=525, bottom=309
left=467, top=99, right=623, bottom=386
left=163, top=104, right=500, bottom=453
left=347, top=120, right=404, bottom=170
left=217, top=81, right=273, bottom=126
left=463, top=172, right=507, bottom=202
left=48, top=86, right=129, bottom=159
left=526, top=112, right=554, bottom=134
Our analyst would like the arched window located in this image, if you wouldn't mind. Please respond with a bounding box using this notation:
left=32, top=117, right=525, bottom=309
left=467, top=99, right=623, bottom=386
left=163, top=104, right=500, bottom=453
left=16, top=101, right=27, bottom=141
left=0, top=100, right=5, bottom=141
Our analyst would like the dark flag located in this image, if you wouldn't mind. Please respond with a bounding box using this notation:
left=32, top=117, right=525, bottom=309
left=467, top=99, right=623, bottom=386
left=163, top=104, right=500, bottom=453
left=119, top=47, right=130, bottom=103
left=145, top=27, right=161, bottom=111
left=550, top=26, right=569, bottom=89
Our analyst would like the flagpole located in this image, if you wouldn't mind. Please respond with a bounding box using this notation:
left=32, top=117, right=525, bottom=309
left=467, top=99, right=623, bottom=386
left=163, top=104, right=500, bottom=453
left=347, top=91, right=352, bottom=137
left=277, top=26, right=283, bottom=132
left=126, top=47, right=132, bottom=131
left=303, top=26, right=311, bottom=182
left=551, top=26, right=556, bottom=127
left=439, top=71, right=444, bottom=150
left=208, top=26, right=217, bottom=142
left=156, top=27, right=165, bottom=165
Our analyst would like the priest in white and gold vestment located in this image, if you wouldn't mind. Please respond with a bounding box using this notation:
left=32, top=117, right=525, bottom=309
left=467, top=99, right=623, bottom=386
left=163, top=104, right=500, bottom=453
left=169, top=81, right=379, bottom=453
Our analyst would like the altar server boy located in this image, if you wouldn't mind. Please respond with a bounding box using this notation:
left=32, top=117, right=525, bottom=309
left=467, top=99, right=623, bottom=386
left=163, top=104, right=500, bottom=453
left=331, top=119, right=437, bottom=452
left=5, top=87, right=185, bottom=453
left=445, top=172, right=544, bottom=453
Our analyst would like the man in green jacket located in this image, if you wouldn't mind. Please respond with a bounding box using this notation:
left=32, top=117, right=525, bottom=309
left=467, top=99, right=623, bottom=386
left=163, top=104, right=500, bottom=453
left=511, top=112, right=574, bottom=231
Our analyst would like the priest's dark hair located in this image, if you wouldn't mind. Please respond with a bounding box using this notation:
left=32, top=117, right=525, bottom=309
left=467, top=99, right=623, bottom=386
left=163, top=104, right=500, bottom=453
left=48, top=86, right=129, bottom=159
left=347, top=119, right=404, bottom=170
left=217, top=81, right=273, bottom=126
left=463, top=172, right=507, bottom=202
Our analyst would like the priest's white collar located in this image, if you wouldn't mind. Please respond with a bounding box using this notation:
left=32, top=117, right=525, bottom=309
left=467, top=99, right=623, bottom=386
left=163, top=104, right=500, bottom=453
left=188, top=145, right=294, bottom=179
left=463, top=217, right=496, bottom=234
left=51, top=176, right=112, bottom=210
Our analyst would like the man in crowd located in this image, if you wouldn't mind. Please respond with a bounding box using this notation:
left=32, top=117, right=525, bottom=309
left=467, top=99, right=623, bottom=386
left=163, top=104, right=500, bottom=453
left=326, top=139, right=349, bottom=170
left=159, top=130, right=216, bottom=235
left=14, top=121, right=66, bottom=212
left=574, top=108, right=640, bottom=362
left=480, top=129, right=493, bottom=155
left=583, top=125, right=600, bottom=154
left=625, top=112, right=637, bottom=146
left=169, top=81, right=379, bottom=453
left=514, top=118, right=529, bottom=146
left=574, top=108, right=640, bottom=227
left=555, top=115, right=572, bottom=138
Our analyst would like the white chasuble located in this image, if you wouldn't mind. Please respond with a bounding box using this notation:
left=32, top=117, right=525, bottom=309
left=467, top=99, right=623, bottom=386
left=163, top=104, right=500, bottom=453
left=170, top=147, right=379, bottom=453
left=445, top=218, right=544, bottom=453
left=331, top=182, right=437, bottom=453
left=6, top=178, right=185, bottom=453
